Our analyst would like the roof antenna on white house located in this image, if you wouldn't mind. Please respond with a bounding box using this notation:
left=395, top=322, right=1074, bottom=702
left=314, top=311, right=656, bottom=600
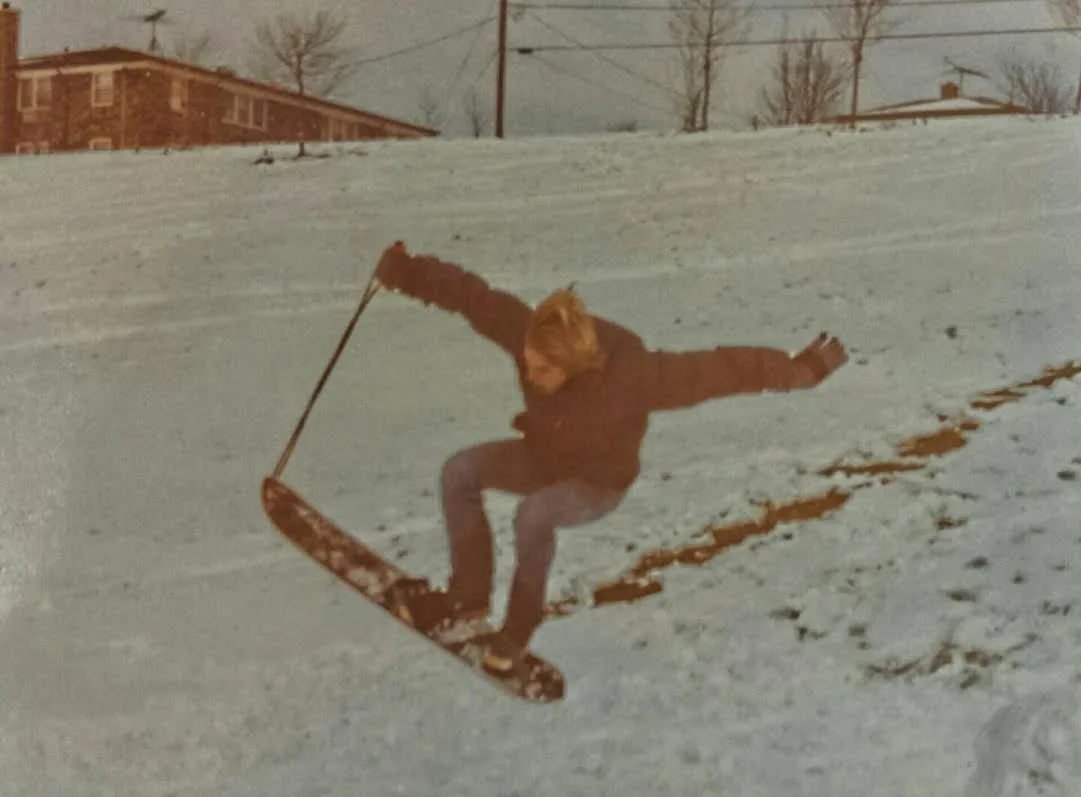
left=943, top=58, right=990, bottom=96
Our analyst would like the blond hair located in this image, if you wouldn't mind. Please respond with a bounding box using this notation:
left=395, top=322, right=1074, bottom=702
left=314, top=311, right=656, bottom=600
left=524, top=287, right=606, bottom=376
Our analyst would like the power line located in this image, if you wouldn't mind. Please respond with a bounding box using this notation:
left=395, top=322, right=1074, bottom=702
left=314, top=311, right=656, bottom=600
left=468, top=47, right=501, bottom=94
left=450, top=7, right=498, bottom=87
left=512, top=0, right=1050, bottom=10
left=353, top=16, right=497, bottom=66
left=437, top=4, right=499, bottom=127
left=526, top=52, right=676, bottom=115
left=515, top=25, right=1081, bottom=51
left=457, top=47, right=500, bottom=132
left=526, top=8, right=680, bottom=97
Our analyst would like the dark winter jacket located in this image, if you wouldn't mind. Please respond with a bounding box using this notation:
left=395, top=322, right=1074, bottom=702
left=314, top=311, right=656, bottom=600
left=378, top=251, right=813, bottom=491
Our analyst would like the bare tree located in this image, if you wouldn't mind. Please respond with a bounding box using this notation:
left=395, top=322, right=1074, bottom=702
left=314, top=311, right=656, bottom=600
left=668, top=0, right=751, bottom=132
left=250, top=7, right=356, bottom=97
left=997, top=49, right=1072, bottom=114
left=1048, top=0, right=1081, bottom=112
left=168, top=27, right=222, bottom=66
left=417, top=87, right=443, bottom=130
left=816, top=0, right=902, bottom=128
left=466, top=90, right=488, bottom=138
left=757, top=25, right=848, bottom=125
left=249, top=7, right=357, bottom=156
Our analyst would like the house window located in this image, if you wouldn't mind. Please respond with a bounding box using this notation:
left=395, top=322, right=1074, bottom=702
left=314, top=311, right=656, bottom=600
left=91, top=72, right=115, bottom=107
left=327, top=118, right=354, bottom=141
left=224, top=93, right=267, bottom=130
left=170, top=78, right=188, bottom=113
left=337, top=119, right=352, bottom=140
left=88, top=137, right=113, bottom=151
left=17, top=76, right=52, bottom=110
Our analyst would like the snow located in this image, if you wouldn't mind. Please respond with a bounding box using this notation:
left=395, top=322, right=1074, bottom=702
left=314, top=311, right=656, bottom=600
left=2, top=117, right=1081, bottom=795
left=861, top=97, right=1018, bottom=116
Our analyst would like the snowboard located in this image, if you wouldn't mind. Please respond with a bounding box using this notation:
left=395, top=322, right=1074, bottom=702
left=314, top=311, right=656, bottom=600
left=260, top=476, right=565, bottom=703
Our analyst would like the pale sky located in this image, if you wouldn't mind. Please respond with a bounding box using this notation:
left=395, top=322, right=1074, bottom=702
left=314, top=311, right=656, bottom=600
left=12, top=0, right=1075, bottom=136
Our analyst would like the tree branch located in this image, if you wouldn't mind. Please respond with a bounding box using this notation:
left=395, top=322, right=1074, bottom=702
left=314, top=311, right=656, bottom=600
left=249, top=7, right=357, bottom=98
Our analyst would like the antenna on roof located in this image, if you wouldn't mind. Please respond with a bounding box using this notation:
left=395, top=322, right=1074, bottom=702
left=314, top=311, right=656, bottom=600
left=943, top=57, right=990, bottom=95
left=121, top=8, right=170, bottom=54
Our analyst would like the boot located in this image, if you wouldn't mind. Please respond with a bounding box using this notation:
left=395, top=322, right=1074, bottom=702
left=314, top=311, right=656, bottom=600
left=472, top=629, right=529, bottom=674
left=388, top=577, right=489, bottom=635
left=445, top=529, right=495, bottom=622
left=479, top=575, right=543, bottom=673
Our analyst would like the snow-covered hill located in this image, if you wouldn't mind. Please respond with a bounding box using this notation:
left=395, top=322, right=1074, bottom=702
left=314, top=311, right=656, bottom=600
left=2, top=118, right=1080, bottom=796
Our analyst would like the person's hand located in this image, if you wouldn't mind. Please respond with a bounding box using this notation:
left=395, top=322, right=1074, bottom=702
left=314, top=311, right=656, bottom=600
left=374, top=240, right=410, bottom=290
left=793, top=332, right=847, bottom=387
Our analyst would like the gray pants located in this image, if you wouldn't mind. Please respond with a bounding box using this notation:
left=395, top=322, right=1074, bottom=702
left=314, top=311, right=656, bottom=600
left=440, top=438, right=625, bottom=645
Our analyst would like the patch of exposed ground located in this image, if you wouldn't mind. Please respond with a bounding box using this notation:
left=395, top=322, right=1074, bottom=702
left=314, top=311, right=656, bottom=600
left=543, top=360, right=1081, bottom=618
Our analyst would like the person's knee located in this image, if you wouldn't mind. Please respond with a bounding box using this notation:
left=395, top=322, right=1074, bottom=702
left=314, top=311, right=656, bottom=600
left=441, top=448, right=481, bottom=495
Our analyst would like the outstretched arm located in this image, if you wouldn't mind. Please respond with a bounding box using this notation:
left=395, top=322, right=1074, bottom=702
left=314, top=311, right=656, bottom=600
left=644, top=333, right=847, bottom=412
left=374, top=241, right=532, bottom=357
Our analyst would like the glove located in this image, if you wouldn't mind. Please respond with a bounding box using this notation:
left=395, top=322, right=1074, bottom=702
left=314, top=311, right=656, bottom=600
left=792, top=332, right=847, bottom=386
left=374, top=240, right=410, bottom=291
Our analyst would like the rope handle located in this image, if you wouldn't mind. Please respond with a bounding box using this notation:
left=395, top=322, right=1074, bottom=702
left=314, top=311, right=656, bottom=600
left=271, top=245, right=403, bottom=480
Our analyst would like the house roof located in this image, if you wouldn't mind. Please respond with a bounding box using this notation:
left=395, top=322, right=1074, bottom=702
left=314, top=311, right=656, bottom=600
left=846, top=94, right=1034, bottom=118
left=17, top=46, right=438, bottom=136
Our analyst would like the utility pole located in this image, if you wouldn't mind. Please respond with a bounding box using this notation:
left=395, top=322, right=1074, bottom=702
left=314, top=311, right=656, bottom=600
left=496, top=0, right=507, bottom=138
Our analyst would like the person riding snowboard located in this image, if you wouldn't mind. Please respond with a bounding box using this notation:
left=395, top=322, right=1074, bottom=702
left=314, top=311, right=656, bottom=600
left=373, top=241, right=847, bottom=673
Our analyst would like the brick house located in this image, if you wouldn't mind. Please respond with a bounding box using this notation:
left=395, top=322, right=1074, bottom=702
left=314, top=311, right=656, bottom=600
left=831, top=81, right=1036, bottom=126
left=0, top=2, right=436, bottom=155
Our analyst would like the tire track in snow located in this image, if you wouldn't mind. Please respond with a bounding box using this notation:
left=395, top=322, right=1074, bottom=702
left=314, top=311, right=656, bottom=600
left=0, top=298, right=374, bottom=354
left=767, top=204, right=1081, bottom=266
left=1, top=282, right=358, bottom=320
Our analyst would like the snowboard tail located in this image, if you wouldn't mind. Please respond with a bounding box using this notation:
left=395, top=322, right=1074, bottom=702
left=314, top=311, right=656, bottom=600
left=260, top=476, right=565, bottom=703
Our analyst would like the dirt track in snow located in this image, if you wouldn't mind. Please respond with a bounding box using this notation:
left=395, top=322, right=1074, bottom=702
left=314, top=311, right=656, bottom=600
left=541, top=360, right=1081, bottom=616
